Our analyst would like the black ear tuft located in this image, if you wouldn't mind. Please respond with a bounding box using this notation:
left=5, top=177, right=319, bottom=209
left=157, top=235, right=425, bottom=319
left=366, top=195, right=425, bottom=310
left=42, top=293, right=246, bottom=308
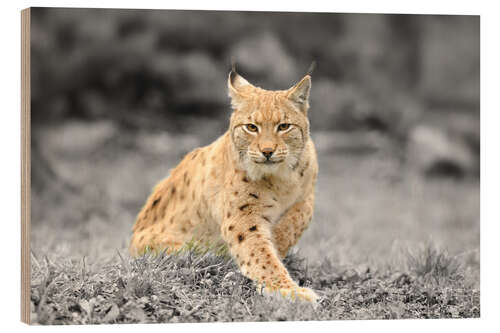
left=229, top=58, right=239, bottom=86
left=306, top=61, right=316, bottom=77
left=227, top=61, right=252, bottom=103
left=231, top=57, right=237, bottom=73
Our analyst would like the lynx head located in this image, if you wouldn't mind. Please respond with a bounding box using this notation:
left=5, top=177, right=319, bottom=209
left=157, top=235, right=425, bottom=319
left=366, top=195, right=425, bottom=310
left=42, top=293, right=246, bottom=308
left=228, top=66, right=313, bottom=181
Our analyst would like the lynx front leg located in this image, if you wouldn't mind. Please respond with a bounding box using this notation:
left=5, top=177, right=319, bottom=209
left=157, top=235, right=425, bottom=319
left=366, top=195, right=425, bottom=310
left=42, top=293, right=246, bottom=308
left=221, top=214, right=318, bottom=302
left=273, top=191, right=315, bottom=259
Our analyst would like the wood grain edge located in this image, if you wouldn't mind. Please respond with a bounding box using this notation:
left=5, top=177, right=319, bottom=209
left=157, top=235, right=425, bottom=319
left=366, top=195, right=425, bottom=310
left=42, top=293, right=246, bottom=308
left=21, top=7, right=31, bottom=325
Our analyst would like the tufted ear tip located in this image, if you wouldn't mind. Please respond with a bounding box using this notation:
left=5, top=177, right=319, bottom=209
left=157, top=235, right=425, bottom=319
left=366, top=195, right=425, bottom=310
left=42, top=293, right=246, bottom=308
left=228, top=63, right=252, bottom=100
left=231, top=57, right=237, bottom=73
left=305, top=61, right=316, bottom=77
left=228, top=59, right=236, bottom=83
left=287, top=75, right=312, bottom=111
left=287, top=62, right=315, bottom=110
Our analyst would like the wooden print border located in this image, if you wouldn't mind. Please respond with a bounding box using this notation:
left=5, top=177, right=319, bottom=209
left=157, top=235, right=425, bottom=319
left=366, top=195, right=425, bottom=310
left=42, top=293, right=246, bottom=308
left=21, top=7, right=31, bottom=325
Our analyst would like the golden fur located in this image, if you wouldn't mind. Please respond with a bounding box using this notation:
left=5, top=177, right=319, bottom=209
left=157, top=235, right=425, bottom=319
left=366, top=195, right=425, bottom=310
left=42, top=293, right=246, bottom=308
left=130, top=68, right=319, bottom=302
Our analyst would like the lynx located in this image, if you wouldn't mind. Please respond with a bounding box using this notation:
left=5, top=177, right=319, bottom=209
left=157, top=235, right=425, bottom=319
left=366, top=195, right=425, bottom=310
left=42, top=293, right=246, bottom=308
left=130, top=66, right=319, bottom=302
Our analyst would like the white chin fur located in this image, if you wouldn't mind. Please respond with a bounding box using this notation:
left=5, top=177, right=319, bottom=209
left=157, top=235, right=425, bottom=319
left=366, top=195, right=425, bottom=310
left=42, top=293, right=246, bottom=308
left=244, top=159, right=291, bottom=181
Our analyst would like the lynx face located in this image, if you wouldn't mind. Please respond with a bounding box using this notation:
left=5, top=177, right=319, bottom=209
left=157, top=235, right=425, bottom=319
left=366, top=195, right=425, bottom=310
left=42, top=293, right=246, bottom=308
left=228, top=71, right=312, bottom=180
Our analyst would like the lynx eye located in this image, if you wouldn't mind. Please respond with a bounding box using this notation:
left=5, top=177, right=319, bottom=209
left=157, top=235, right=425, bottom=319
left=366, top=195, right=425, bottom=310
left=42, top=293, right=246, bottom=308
left=277, top=123, right=291, bottom=131
left=245, top=124, right=258, bottom=133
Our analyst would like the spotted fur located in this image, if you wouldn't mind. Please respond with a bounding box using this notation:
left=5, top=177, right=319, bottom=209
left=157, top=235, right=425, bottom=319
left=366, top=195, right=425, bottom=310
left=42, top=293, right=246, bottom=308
left=130, top=68, right=319, bottom=302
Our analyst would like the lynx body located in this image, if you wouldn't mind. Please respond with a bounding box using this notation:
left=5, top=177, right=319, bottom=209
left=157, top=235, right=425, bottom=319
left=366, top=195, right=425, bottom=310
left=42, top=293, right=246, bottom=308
left=130, top=68, right=318, bottom=302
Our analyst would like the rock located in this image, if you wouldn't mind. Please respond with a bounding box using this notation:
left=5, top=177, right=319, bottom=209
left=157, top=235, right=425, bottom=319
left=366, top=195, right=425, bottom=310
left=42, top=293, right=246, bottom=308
left=309, top=79, right=370, bottom=131
left=312, top=131, right=391, bottom=154
left=309, top=79, right=421, bottom=137
left=407, top=125, right=476, bottom=178
left=41, top=120, right=118, bottom=157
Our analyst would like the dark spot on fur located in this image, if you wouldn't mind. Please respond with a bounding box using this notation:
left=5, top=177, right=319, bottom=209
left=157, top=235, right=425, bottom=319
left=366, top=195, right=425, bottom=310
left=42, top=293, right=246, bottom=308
left=227, top=212, right=232, bottom=218
left=249, top=193, right=259, bottom=199
left=234, top=191, right=239, bottom=196
left=272, top=197, right=278, bottom=202
left=181, top=227, right=187, bottom=233
left=250, top=252, right=255, bottom=257
left=238, top=234, right=244, bottom=242
left=239, top=204, right=250, bottom=211
left=139, top=235, right=144, bottom=241
left=152, top=198, right=161, bottom=207
left=228, top=225, right=234, bottom=231
left=242, top=176, right=249, bottom=183
left=171, top=187, right=176, bottom=195
left=249, top=225, right=257, bottom=231
left=264, top=204, right=274, bottom=208
left=299, top=161, right=310, bottom=177
left=161, top=225, right=166, bottom=232
left=263, top=177, right=273, bottom=188
left=262, top=266, right=266, bottom=270
left=262, top=215, right=271, bottom=223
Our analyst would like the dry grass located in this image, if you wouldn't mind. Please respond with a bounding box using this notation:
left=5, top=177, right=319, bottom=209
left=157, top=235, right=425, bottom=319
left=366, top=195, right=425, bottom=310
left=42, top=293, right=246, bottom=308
left=29, top=122, right=480, bottom=324
left=30, top=243, right=479, bottom=324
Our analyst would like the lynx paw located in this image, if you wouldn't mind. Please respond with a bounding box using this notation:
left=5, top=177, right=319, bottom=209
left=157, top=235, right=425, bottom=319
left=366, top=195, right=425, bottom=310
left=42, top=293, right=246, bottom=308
left=258, top=285, right=319, bottom=303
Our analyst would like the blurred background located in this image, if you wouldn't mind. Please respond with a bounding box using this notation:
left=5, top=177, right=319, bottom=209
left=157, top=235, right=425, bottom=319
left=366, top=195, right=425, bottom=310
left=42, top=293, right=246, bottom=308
left=30, top=8, right=479, bottom=275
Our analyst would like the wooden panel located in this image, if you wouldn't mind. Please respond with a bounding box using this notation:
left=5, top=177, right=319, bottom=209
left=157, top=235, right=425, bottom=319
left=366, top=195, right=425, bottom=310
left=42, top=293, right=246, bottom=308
left=21, top=7, right=31, bottom=325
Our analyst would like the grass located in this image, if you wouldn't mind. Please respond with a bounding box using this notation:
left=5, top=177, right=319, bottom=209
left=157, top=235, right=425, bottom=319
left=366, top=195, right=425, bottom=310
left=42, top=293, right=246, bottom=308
left=29, top=121, right=480, bottom=324
left=30, top=243, right=479, bottom=324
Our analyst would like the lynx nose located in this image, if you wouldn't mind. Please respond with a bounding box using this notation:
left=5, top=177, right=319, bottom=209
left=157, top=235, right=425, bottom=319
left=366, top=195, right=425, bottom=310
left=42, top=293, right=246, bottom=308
left=261, top=148, right=274, bottom=160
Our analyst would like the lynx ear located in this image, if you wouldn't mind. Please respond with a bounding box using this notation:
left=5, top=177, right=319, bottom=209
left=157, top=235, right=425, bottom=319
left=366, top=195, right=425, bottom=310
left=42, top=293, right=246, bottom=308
left=228, top=63, right=252, bottom=105
left=287, top=75, right=312, bottom=113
